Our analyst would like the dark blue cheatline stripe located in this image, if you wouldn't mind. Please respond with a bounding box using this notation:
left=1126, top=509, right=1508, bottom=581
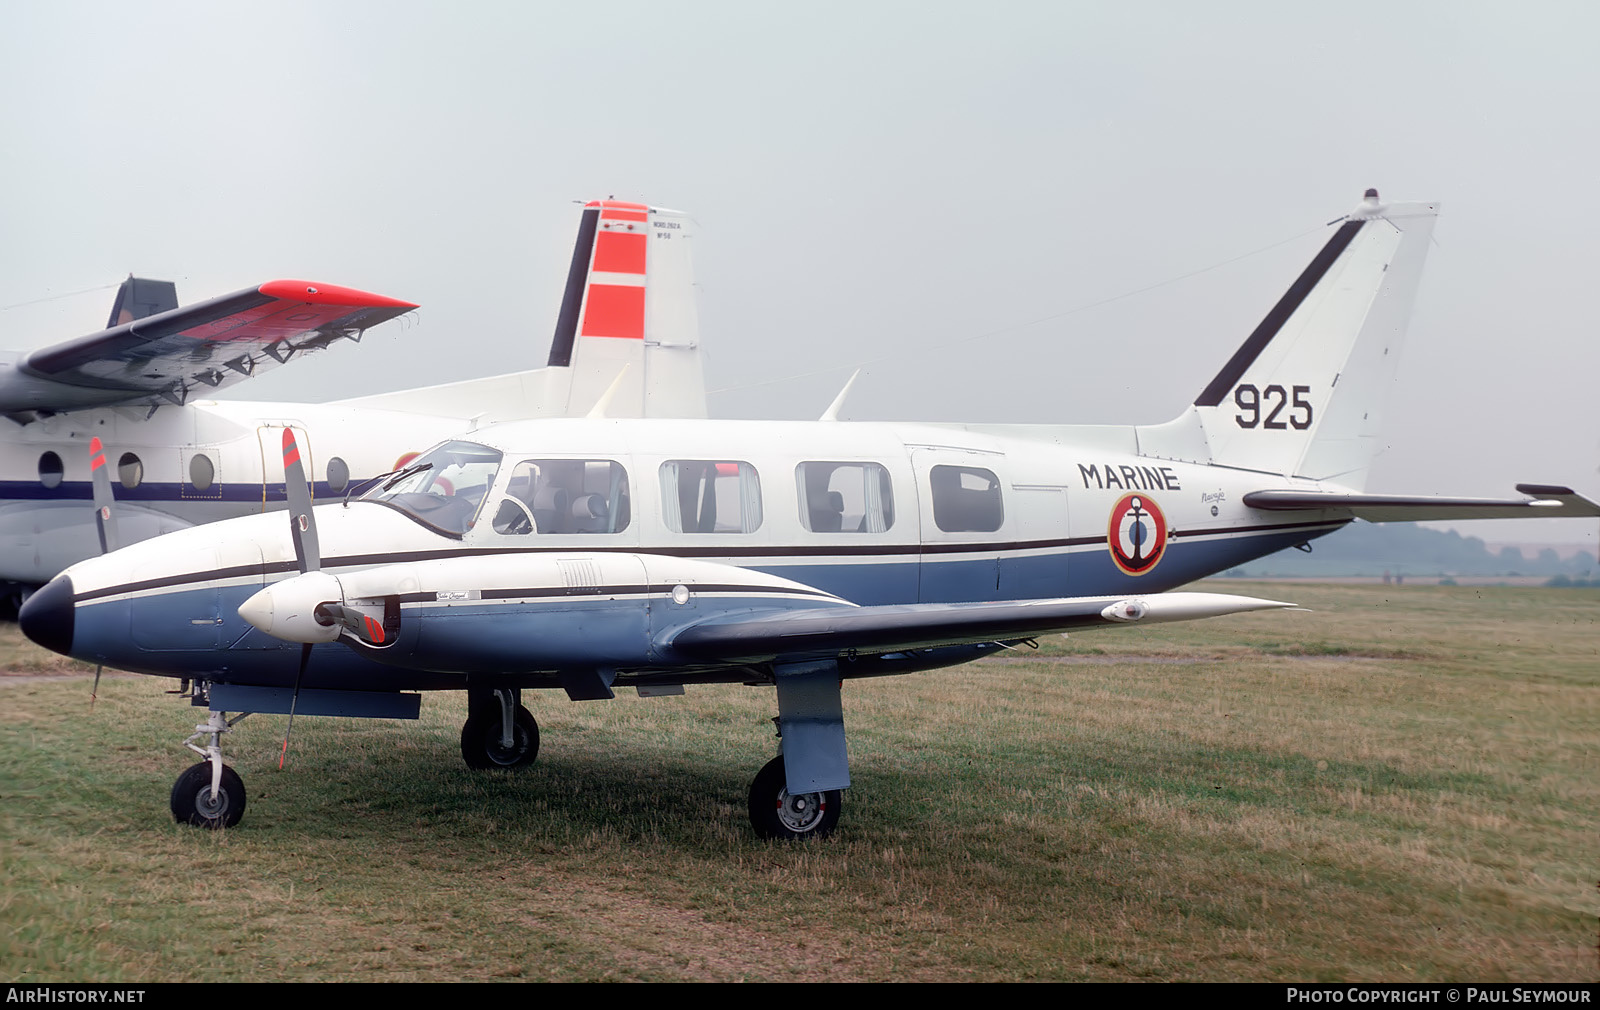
left=69, top=517, right=1349, bottom=605
left=1194, top=219, right=1366, bottom=407
left=0, top=480, right=351, bottom=504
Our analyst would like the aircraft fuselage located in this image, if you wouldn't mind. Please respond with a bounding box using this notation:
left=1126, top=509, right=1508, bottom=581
left=39, top=415, right=1347, bottom=692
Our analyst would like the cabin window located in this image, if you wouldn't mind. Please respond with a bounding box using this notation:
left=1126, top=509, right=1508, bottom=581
left=930, top=465, right=1003, bottom=532
left=38, top=451, right=63, bottom=489
left=491, top=459, right=630, bottom=535
left=118, top=452, right=143, bottom=490
left=659, top=461, right=762, bottom=534
left=797, top=462, right=894, bottom=533
left=326, top=456, right=349, bottom=494
left=188, top=453, right=215, bottom=491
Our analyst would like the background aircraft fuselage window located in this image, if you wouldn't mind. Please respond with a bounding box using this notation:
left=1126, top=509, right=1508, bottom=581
left=326, top=456, right=349, bottom=494
left=37, top=451, right=63, bottom=489
left=188, top=453, right=215, bottom=492
left=117, top=452, right=143, bottom=490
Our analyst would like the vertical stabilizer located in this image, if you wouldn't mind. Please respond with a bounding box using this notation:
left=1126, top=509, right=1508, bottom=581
left=554, top=200, right=707, bottom=419
left=105, top=276, right=178, bottom=328
left=1137, top=191, right=1437, bottom=488
left=334, top=200, right=708, bottom=421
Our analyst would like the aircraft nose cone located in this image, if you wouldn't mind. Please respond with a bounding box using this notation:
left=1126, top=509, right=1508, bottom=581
left=19, top=574, right=75, bottom=656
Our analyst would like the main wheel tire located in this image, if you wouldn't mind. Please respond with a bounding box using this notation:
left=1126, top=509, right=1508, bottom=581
left=170, top=761, right=246, bottom=829
left=460, top=704, right=540, bottom=770
left=747, top=755, right=841, bottom=840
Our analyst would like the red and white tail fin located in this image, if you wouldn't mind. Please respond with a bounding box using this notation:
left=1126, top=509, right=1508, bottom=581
left=549, top=200, right=706, bottom=418
left=337, top=200, right=706, bottom=421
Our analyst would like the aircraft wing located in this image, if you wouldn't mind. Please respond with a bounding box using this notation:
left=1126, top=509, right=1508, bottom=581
left=0, top=280, right=416, bottom=417
left=667, top=592, right=1293, bottom=664
left=1242, top=484, right=1600, bottom=522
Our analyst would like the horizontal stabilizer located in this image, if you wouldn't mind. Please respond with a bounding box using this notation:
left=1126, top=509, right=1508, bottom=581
left=669, top=591, right=1293, bottom=663
left=1242, top=484, right=1600, bottom=522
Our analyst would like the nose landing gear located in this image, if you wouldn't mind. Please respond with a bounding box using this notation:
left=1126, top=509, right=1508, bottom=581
left=171, top=707, right=249, bottom=829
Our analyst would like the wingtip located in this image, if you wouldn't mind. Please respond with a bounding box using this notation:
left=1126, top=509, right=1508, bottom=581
left=258, top=279, right=419, bottom=310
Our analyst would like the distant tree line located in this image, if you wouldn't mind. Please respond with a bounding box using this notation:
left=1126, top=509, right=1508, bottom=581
left=1223, top=521, right=1599, bottom=579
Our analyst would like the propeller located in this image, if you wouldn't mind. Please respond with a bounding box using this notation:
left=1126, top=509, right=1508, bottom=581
left=278, top=428, right=317, bottom=768
left=85, top=437, right=120, bottom=706
left=88, top=437, right=120, bottom=555
left=272, top=428, right=394, bottom=767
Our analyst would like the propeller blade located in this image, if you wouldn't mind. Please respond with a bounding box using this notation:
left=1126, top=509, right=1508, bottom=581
left=281, top=428, right=320, bottom=573
left=279, top=642, right=311, bottom=770
left=88, top=437, right=120, bottom=554
left=87, top=440, right=118, bottom=710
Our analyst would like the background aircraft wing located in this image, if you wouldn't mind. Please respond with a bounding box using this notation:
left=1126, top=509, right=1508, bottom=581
left=0, top=280, right=416, bottom=418
left=667, top=591, right=1293, bottom=664
left=1242, top=484, right=1600, bottom=522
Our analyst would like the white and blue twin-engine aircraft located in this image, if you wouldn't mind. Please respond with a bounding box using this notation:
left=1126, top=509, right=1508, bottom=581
left=20, top=191, right=1599, bottom=839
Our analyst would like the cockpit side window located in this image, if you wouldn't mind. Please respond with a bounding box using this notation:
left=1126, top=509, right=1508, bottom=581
left=360, top=440, right=502, bottom=537
left=491, top=459, right=630, bottom=535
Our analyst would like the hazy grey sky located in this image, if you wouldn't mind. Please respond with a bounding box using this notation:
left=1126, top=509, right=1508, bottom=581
left=2, top=1, right=1596, bottom=548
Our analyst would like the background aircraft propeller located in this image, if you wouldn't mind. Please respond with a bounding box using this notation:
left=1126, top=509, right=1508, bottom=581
left=85, top=437, right=119, bottom=706
left=88, top=437, right=119, bottom=555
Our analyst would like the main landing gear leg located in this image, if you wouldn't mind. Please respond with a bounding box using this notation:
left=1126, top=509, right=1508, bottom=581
left=171, top=707, right=249, bottom=829
left=747, top=661, right=847, bottom=840
left=461, top=686, right=540, bottom=770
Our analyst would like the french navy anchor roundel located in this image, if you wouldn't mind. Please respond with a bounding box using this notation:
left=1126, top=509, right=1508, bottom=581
left=1107, top=493, right=1167, bottom=575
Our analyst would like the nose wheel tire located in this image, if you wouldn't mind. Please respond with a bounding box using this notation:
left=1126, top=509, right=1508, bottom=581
left=460, top=704, right=540, bottom=770
left=170, top=762, right=246, bottom=829
left=747, top=755, right=841, bottom=840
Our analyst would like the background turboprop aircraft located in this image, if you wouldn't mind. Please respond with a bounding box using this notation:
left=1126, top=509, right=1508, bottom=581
left=22, top=191, right=1600, bottom=841
left=0, top=200, right=707, bottom=609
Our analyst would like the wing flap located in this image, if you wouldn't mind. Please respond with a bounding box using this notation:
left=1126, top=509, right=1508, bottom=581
left=1242, top=484, right=1600, bottom=522
left=669, top=592, right=1293, bottom=663
left=1, top=280, right=417, bottom=414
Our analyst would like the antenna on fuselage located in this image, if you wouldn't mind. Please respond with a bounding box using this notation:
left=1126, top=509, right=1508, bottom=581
left=819, top=369, right=861, bottom=422
left=585, top=364, right=634, bottom=420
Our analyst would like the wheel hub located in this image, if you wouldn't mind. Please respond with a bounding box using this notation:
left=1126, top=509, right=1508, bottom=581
left=776, top=788, right=826, bottom=832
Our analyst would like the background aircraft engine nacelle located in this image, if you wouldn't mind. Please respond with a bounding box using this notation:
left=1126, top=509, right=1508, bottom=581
left=237, top=571, right=345, bottom=644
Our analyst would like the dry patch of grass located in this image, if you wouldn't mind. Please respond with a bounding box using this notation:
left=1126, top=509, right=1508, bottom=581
left=1, top=582, right=1595, bottom=981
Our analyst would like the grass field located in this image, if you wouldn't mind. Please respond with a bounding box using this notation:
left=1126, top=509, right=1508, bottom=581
left=2, top=581, right=1595, bottom=982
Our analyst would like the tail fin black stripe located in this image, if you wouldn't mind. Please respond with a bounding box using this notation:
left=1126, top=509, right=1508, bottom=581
left=1194, top=219, right=1366, bottom=407
left=546, top=207, right=601, bottom=367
